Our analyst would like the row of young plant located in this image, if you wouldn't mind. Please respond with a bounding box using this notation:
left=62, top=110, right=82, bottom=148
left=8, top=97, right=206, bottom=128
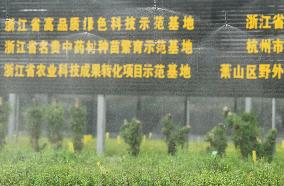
left=206, top=107, right=278, bottom=162
left=0, top=98, right=87, bottom=153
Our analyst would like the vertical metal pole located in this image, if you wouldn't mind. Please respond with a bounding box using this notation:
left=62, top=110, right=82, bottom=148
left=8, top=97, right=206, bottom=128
left=272, top=98, right=276, bottom=129
left=96, top=95, right=106, bottom=155
left=245, top=97, right=252, bottom=113
left=8, top=94, right=16, bottom=140
left=186, top=97, right=190, bottom=125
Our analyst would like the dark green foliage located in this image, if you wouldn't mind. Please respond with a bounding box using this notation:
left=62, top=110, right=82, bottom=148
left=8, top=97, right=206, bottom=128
left=45, top=102, right=65, bottom=149
left=206, top=123, right=227, bottom=156
left=227, top=112, right=277, bottom=161
left=70, top=104, right=87, bottom=152
left=257, top=129, right=277, bottom=162
left=176, top=125, right=190, bottom=149
left=24, top=100, right=44, bottom=152
left=161, top=114, right=190, bottom=155
left=120, top=119, right=143, bottom=156
left=0, top=102, right=9, bottom=149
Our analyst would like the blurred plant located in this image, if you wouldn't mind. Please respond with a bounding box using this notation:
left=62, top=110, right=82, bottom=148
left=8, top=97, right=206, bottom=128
left=69, top=99, right=87, bottom=152
left=227, top=112, right=277, bottom=161
left=45, top=100, right=65, bottom=149
left=161, top=114, right=190, bottom=155
left=205, top=123, right=227, bottom=156
left=0, top=98, right=9, bottom=150
left=24, top=98, right=45, bottom=152
left=120, top=118, right=143, bottom=156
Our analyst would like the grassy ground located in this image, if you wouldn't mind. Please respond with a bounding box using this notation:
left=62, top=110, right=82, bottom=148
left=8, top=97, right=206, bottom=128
left=0, top=137, right=283, bottom=185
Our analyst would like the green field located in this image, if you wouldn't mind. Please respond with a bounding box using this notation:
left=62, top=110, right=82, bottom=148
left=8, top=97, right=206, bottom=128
left=0, top=137, right=284, bottom=185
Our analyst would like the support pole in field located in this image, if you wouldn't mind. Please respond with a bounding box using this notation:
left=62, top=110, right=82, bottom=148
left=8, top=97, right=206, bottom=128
left=272, top=98, right=276, bottom=129
left=96, top=94, right=106, bottom=155
left=8, top=94, right=17, bottom=140
left=245, top=97, right=252, bottom=113
left=186, top=97, right=190, bottom=125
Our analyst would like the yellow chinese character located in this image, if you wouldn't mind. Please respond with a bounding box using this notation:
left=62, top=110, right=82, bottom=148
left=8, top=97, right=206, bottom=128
left=259, top=64, right=271, bottom=79
left=36, top=64, right=46, bottom=77
left=111, top=17, right=121, bottom=31
left=5, top=18, right=15, bottom=32
left=168, top=40, right=179, bottom=54
left=133, top=40, right=143, bottom=54
left=273, top=39, right=284, bottom=54
left=167, top=64, right=178, bottom=79
left=80, top=64, right=91, bottom=78
left=70, top=17, right=80, bottom=31
left=101, top=64, right=112, bottom=78
left=51, top=40, right=61, bottom=54
left=97, top=17, right=107, bottom=31
left=123, top=64, right=134, bottom=78
left=28, top=40, right=37, bottom=54
left=154, top=16, right=164, bottom=30
left=58, top=64, right=68, bottom=77
left=233, top=64, right=244, bottom=79
left=113, top=64, right=123, bottom=78
left=16, top=40, right=26, bottom=54
left=31, top=18, right=40, bottom=32
left=247, top=39, right=258, bottom=54
left=15, top=64, right=25, bottom=77
left=125, top=16, right=136, bottom=31
left=121, top=40, right=131, bottom=54
left=260, top=39, right=271, bottom=54
left=3, top=64, right=14, bottom=77
left=58, top=18, right=68, bottom=31
left=220, top=64, right=231, bottom=79
left=62, top=40, right=73, bottom=54
left=44, top=17, right=54, bottom=31
left=26, top=64, right=35, bottom=78
left=110, top=40, right=120, bottom=54
left=183, top=16, right=194, bottom=31
left=70, top=64, right=80, bottom=78
left=5, top=40, right=15, bottom=54
left=98, top=40, right=109, bottom=54
left=246, top=14, right=258, bottom=30
left=83, top=17, right=94, bottom=31
left=74, top=40, right=85, bottom=54
left=273, top=14, right=284, bottom=30
left=272, top=64, right=284, bottom=79
left=144, top=40, right=155, bottom=54
left=246, top=65, right=257, bottom=79
left=154, top=64, right=165, bottom=79
left=181, top=40, right=193, bottom=55
left=47, top=64, right=57, bottom=78
left=259, top=15, right=271, bottom=29
left=134, top=64, right=143, bottom=78
left=139, top=17, right=150, bottom=31
left=168, top=16, right=179, bottom=31
left=85, top=40, right=96, bottom=54
left=39, top=40, right=49, bottom=54
left=18, top=18, right=27, bottom=32
left=91, top=64, right=101, bottom=78
left=156, top=40, right=167, bottom=54
left=180, top=64, right=191, bottom=79
left=143, top=64, right=154, bottom=78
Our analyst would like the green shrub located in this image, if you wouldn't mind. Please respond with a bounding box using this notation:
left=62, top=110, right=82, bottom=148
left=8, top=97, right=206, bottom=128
left=45, top=101, right=65, bottom=149
left=24, top=98, right=44, bottom=152
left=161, top=114, right=190, bottom=155
left=205, top=123, right=227, bottom=156
left=227, top=112, right=277, bottom=161
left=257, top=129, right=277, bottom=162
left=0, top=100, right=9, bottom=150
left=120, top=118, right=143, bottom=156
left=70, top=99, right=87, bottom=153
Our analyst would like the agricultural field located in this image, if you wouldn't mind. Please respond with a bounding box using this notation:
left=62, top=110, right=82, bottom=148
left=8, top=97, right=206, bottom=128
left=0, top=137, right=283, bottom=185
